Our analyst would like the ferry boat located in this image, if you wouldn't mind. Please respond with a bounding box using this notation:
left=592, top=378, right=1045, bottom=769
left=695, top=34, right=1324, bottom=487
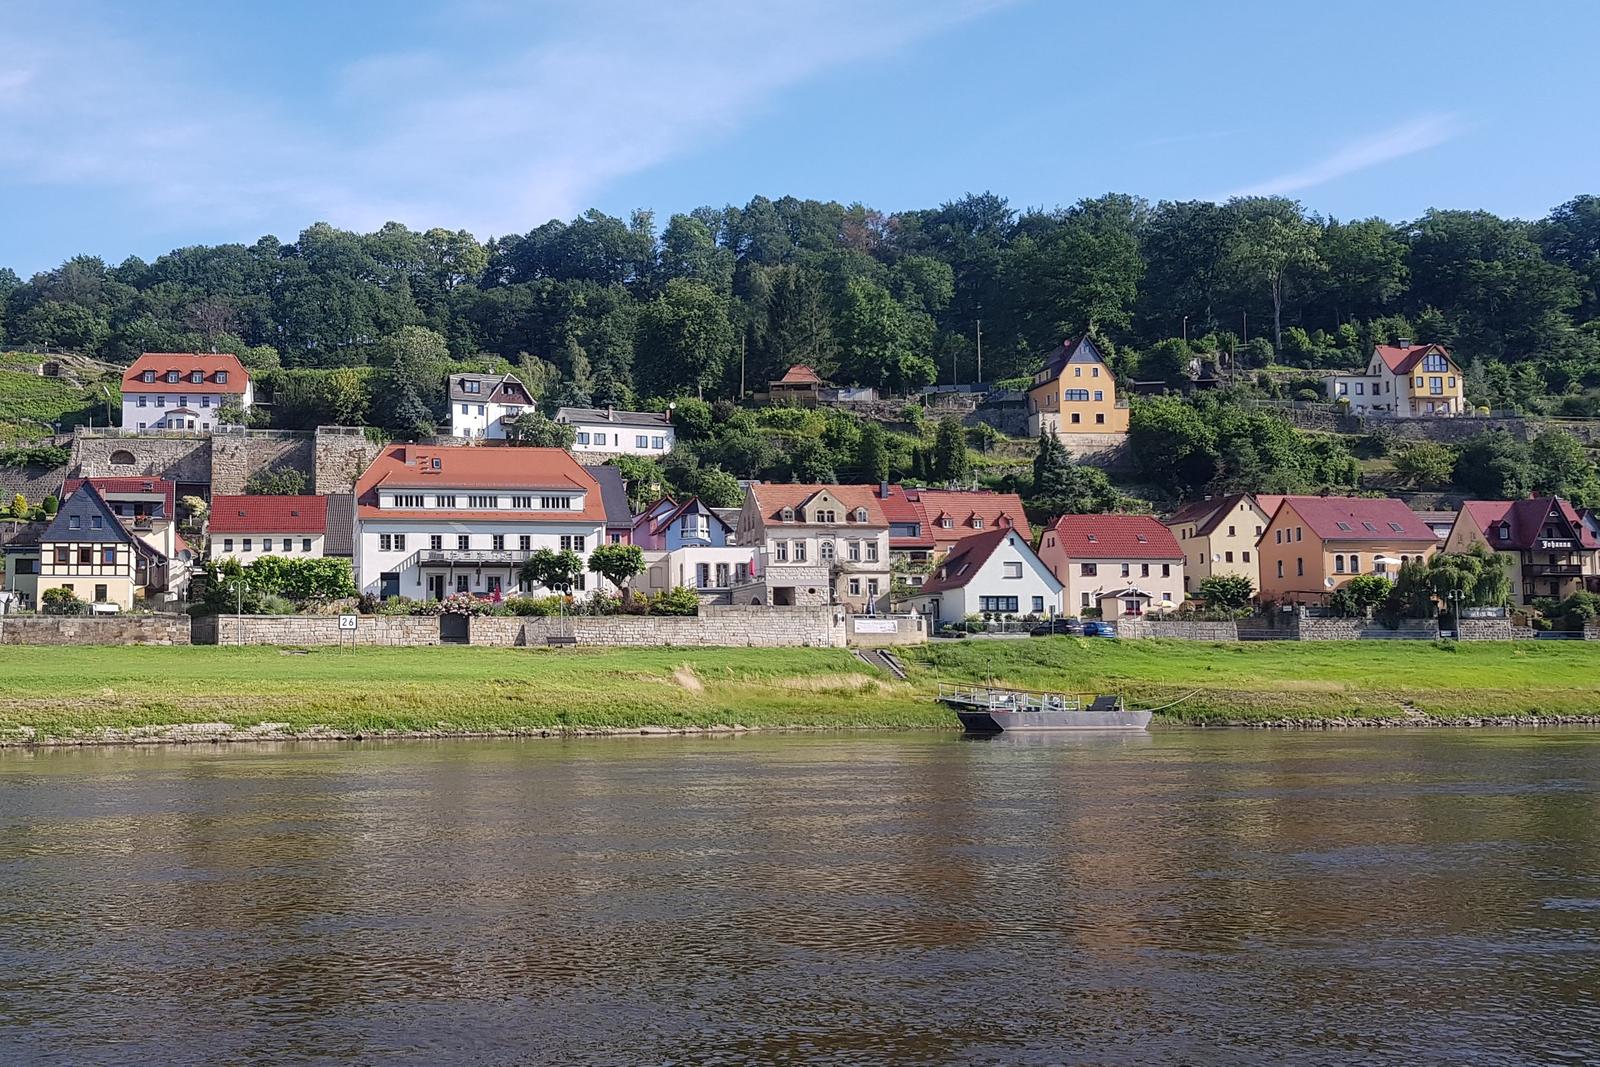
left=937, top=683, right=1152, bottom=732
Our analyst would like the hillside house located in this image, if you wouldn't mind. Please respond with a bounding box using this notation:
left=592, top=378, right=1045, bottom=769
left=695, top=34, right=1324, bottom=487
left=1025, top=337, right=1129, bottom=439
left=449, top=372, right=534, bottom=440
left=1445, top=497, right=1600, bottom=605
left=556, top=406, right=675, bottom=457
left=1321, top=342, right=1466, bottom=417
left=120, top=353, right=251, bottom=432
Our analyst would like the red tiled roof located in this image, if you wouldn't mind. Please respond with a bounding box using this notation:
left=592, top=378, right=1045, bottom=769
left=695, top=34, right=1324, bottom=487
left=915, top=489, right=1030, bottom=548
left=1457, top=498, right=1599, bottom=550
left=877, top=485, right=935, bottom=550
left=1269, top=496, right=1437, bottom=543
left=63, top=477, right=176, bottom=516
left=209, top=495, right=329, bottom=534
left=122, top=353, right=249, bottom=394
left=355, top=445, right=605, bottom=522
left=915, top=528, right=1011, bottom=595
left=1373, top=343, right=1452, bottom=375
left=1047, top=514, right=1183, bottom=559
left=776, top=365, right=824, bottom=385
left=748, top=483, right=888, bottom=526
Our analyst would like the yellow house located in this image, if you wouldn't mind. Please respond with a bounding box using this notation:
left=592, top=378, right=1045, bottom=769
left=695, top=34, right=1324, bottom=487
left=1321, top=341, right=1467, bottom=417
left=1026, top=336, right=1129, bottom=437
left=1165, top=493, right=1281, bottom=597
left=36, top=484, right=145, bottom=610
left=1446, top=497, right=1600, bottom=605
left=1256, top=496, right=1439, bottom=605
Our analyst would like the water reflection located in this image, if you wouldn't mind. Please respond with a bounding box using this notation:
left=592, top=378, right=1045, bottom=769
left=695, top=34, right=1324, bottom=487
left=2, top=731, right=1599, bottom=1064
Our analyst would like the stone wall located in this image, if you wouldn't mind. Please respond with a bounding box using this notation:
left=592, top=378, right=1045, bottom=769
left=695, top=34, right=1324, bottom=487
left=730, top=566, right=833, bottom=607
left=1294, top=616, right=1440, bottom=641
left=210, top=432, right=315, bottom=496
left=0, top=613, right=191, bottom=645
left=198, top=605, right=845, bottom=648
left=845, top=613, right=927, bottom=647
left=1053, top=431, right=1132, bottom=472
left=1116, top=619, right=1240, bottom=641
left=72, top=431, right=211, bottom=484
left=1457, top=617, right=1514, bottom=641
left=203, top=614, right=440, bottom=646
left=1587, top=623, right=1600, bottom=642
left=313, top=427, right=384, bottom=493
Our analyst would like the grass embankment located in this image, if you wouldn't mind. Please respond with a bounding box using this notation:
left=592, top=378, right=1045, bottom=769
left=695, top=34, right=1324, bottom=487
left=0, top=352, right=118, bottom=439
left=0, top=640, right=1596, bottom=742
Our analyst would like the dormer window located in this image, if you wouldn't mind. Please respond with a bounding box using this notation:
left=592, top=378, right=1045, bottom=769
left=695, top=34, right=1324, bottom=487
left=781, top=507, right=794, bottom=522
left=190, top=370, right=204, bottom=384
left=216, top=370, right=228, bottom=385
left=853, top=508, right=867, bottom=523
left=463, top=379, right=480, bottom=394
left=1498, top=524, right=1510, bottom=540
left=166, top=370, right=180, bottom=383
left=972, top=517, right=984, bottom=528
left=939, top=517, right=953, bottom=529
left=141, top=370, right=156, bottom=383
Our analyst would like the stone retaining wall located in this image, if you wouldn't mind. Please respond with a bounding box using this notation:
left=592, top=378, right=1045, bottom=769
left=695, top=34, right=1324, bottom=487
left=205, top=614, right=440, bottom=646
left=1458, top=617, right=1514, bottom=641
left=0, top=614, right=191, bottom=645
left=845, top=614, right=927, bottom=647
left=1295, top=616, right=1440, bottom=641
left=1116, top=619, right=1240, bottom=641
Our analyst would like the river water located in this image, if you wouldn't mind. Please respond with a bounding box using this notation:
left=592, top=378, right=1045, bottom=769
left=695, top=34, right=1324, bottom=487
left=2, top=730, right=1599, bottom=1065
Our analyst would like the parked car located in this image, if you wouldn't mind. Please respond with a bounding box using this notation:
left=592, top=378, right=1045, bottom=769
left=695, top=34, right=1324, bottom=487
left=1029, top=617, right=1083, bottom=637
left=934, top=625, right=970, bottom=639
left=1081, top=620, right=1117, bottom=638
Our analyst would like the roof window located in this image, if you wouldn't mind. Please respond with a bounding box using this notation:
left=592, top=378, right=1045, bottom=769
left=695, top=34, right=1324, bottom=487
left=1388, top=522, right=1404, bottom=532
left=1336, top=522, right=1352, bottom=531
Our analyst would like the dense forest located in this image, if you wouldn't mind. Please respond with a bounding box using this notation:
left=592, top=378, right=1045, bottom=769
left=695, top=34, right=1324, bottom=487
left=4, top=191, right=1600, bottom=420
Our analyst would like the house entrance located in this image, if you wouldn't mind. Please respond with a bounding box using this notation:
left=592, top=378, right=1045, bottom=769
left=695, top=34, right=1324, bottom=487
left=773, top=586, right=796, bottom=606
left=427, top=574, right=446, bottom=600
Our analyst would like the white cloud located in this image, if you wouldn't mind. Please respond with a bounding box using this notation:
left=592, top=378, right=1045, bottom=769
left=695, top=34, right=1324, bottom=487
left=1225, top=114, right=1465, bottom=199
left=0, top=1, right=1012, bottom=241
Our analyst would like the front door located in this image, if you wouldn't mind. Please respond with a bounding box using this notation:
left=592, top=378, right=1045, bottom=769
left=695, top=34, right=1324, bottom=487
left=427, top=574, right=446, bottom=601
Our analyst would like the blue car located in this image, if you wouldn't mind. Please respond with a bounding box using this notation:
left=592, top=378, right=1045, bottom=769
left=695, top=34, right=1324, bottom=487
left=1081, top=620, right=1117, bottom=638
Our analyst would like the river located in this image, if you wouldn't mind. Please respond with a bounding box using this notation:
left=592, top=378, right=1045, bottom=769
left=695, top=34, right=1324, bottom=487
left=2, top=730, right=1599, bottom=1065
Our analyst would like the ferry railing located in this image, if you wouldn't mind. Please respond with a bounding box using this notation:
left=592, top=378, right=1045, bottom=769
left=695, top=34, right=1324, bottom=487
left=938, top=683, right=1084, bottom=713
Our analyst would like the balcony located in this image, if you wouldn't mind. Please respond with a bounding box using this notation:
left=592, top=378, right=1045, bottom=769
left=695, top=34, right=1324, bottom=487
left=417, top=549, right=533, bottom=567
left=828, top=556, right=885, bottom=573
left=1523, top=563, right=1583, bottom=578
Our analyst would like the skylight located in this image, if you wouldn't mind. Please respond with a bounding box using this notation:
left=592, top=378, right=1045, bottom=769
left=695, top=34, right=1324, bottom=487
left=1336, top=522, right=1352, bottom=531
left=1362, top=522, right=1377, bottom=531
left=1388, top=522, right=1404, bottom=532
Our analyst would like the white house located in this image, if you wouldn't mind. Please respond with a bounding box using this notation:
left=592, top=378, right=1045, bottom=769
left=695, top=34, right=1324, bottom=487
left=1321, top=341, right=1467, bottom=417
left=903, top=527, right=1062, bottom=624
left=120, top=353, right=251, bottom=432
left=208, top=495, right=330, bottom=563
left=449, top=372, right=535, bottom=440
left=555, top=406, right=675, bottom=456
left=734, top=483, right=892, bottom=613
left=353, top=444, right=606, bottom=601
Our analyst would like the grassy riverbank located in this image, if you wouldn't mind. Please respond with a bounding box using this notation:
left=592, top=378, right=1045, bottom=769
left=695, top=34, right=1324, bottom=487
left=0, top=640, right=1596, bottom=741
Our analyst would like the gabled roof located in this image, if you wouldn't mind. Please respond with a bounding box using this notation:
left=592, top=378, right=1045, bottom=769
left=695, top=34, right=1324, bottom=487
left=1269, top=496, right=1437, bottom=543
left=448, top=372, right=532, bottom=405
left=322, top=493, right=356, bottom=556
left=355, top=445, right=605, bottom=522
left=1034, top=335, right=1110, bottom=383
left=122, top=353, right=248, bottom=394
left=775, top=365, right=824, bottom=385
left=1166, top=492, right=1275, bottom=538
left=1373, top=343, right=1453, bottom=375
left=41, top=483, right=137, bottom=545
left=748, top=483, right=888, bottom=526
left=555, top=406, right=671, bottom=429
left=1047, top=514, right=1183, bottom=559
left=916, top=528, right=1057, bottom=596
left=582, top=464, right=634, bottom=528
left=1456, top=497, right=1599, bottom=550
left=209, top=495, right=329, bottom=534
left=637, top=496, right=733, bottom=540
left=915, top=489, right=1031, bottom=548
left=63, top=477, right=176, bottom=518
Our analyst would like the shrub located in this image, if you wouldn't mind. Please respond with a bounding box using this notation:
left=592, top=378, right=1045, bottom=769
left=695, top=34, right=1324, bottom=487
left=244, top=467, right=308, bottom=496
left=502, top=595, right=564, bottom=617
left=649, top=586, right=700, bottom=616
left=41, top=587, right=86, bottom=615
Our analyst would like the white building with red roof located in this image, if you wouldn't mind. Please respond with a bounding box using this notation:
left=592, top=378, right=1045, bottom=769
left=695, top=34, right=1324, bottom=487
left=120, top=353, right=252, bottom=432
left=903, top=527, right=1062, bottom=624
left=208, top=495, right=331, bottom=563
left=353, top=444, right=606, bottom=601
left=1321, top=341, right=1466, bottom=417
left=1038, top=514, right=1186, bottom=616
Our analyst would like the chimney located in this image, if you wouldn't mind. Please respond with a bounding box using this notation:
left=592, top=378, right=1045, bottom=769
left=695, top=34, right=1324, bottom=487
left=1396, top=337, right=1412, bottom=349
left=607, top=405, right=614, bottom=421
left=879, top=482, right=891, bottom=499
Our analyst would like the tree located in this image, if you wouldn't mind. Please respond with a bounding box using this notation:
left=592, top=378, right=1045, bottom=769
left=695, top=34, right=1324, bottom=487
left=41, top=495, right=58, bottom=517
left=636, top=279, right=734, bottom=397
left=1528, top=429, right=1600, bottom=505
left=1224, top=203, right=1323, bottom=351
left=669, top=397, right=714, bottom=441
left=1331, top=574, right=1394, bottom=617
left=835, top=277, right=937, bottom=392
left=372, top=373, right=436, bottom=439
left=610, top=456, right=666, bottom=512
left=588, top=543, right=646, bottom=592
left=244, top=467, right=307, bottom=496
left=930, top=416, right=972, bottom=483
left=519, top=548, right=585, bottom=597
left=506, top=411, right=576, bottom=448
left=682, top=467, right=743, bottom=509
left=1426, top=545, right=1511, bottom=611
left=1392, top=441, right=1458, bottom=489
left=1195, top=574, right=1254, bottom=611
left=1139, top=338, right=1191, bottom=388
left=1453, top=431, right=1531, bottom=499
left=243, top=556, right=357, bottom=601
left=856, top=422, right=890, bottom=483
left=8, top=494, right=27, bottom=519
left=1031, top=431, right=1118, bottom=514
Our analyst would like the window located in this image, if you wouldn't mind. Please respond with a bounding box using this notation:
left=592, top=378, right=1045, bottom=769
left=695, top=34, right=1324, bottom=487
left=1224, top=551, right=1234, bottom=563
left=1095, top=413, right=1105, bottom=424
left=101, top=547, right=117, bottom=565
left=846, top=541, right=859, bottom=561
left=1162, top=564, right=1171, bottom=577
left=636, top=435, right=650, bottom=448
left=775, top=541, right=788, bottom=562
left=1498, top=524, right=1510, bottom=541
left=793, top=541, right=807, bottom=563
left=166, top=370, right=180, bottom=383
left=652, top=436, right=665, bottom=450
left=458, top=535, right=470, bottom=551
left=853, top=508, right=868, bottom=523
left=1121, top=563, right=1130, bottom=577
left=1430, top=377, right=1443, bottom=395
left=1074, top=366, right=1082, bottom=377
left=1003, top=561, right=1023, bottom=579
left=1082, top=592, right=1092, bottom=608
left=434, top=495, right=457, bottom=508
left=476, top=405, right=485, bottom=416
left=540, top=496, right=572, bottom=510
left=1071, top=413, right=1081, bottom=425
left=395, top=494, right=425, bottom=508
left=55, top=547, right=69, bottom=565
left=1032, top=596, right=1045, bottom=613
left=781, top=507, right=795, bottom=522
left=1296, top=557, right=1304, bottom=576
left=1414, top=376, right=1424, bottom=388
left=156, top=396, right=166, bottom=408
left=1064, top=389, right=1090, bottom=401
left=138, top=395, right=148, bottom=407
left=1275, top=530, right=1282, bottom=544
left=559, top=535, right=586, bottom=552
left=1448, top=376, right=1456, bottom=388
left=1423, top=353, right=1447, bottom=371
left=461, top=404, right=470, bottom=415
left=1388, top=522, right=1405, bottom=533
left=243, top=538, right=254, bottom=552
left=519, top=535, right=531, bottom=551
left=1277, top=560, right=1284, bottom=579
left=1081, top=563, right=1097, bottom=576
left=865, top=542, right=879, bottom=562
left=223, top=538, right=234, bottom=552
left=216, top=370, right=228, bottom=384
left=68, top=515, right=81, bottom=530
left=848, top=577, right=861, bottom=596
left=202, top=396, right=211, bottom=407
left=1092, top=366, right=1100, bottom=378
left=820, top=540, right=835, bottom=561
left=1336, top=521, right=1352, bottom=531
left=1227, top=525, right=1236, bottom=537
left=1355, top=383, right=1366, bottom=395
left=141, top=370, right=156, bottom=382
left=1242, top=551, right=1251, bottom=563
left=429, top=535, right=443, bottom=551
left=463, top=379, right=481, bottom=394
left=492, top=535, right=505, bottom=551
left=509, top=496, right=533, bottom=509
left=1350, top=554, right=1360, bottom=572
left=1140, top=563, right=1150, bottom=578
left=1094, top=390, right=1103, bottom=401
left=456, top=575, right=470, bottom=593
left=379, top=534, right=392, bottom=552
left=980, top=596, right=1019, bottom=613
left=1295, top=527, right=1303, bottom=542
left=577, top=432, right=590, bottom=445
left=1335, top=555, right=1346, bottom=574
left=468, top=495, right=497, bottom=509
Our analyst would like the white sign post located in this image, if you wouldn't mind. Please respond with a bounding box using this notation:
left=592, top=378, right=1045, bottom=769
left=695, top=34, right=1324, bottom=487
left=338, top=613, right=358, bottom=652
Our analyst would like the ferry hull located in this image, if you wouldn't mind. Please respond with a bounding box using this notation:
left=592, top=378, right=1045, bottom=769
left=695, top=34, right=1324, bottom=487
left=953, top=708, right=1152, bottom=732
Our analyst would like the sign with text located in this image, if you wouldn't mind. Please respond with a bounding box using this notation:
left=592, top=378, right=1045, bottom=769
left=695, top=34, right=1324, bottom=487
left=853, top=618, right=898, bottom=634
left=338, top=614, right=358, bottom=631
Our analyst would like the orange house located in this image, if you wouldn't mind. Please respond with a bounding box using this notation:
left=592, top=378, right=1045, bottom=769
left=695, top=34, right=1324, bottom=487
left=1256, top=496, right=1439, bottom=604
left=1025, top=336, right=1129, bottom=437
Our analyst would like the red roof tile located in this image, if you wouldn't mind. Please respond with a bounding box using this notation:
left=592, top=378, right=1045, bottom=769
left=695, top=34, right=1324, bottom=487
left=209, top=495, right=329, bottom=534
left=355, top=445, right=605, bottom=522
left=776, top=365, right=824, bottom=385
left=1047, top=514, right=1183, bottom=559
left=1373, top=343, right=1452, bottom=375
left=122, top=353, right=249, bottom=394
left=1270, top=496, right=1437, bottom=543
left=748, top=483, right=888, bottom=526
left=1457, top=497, right=1599, bottom=550
left=915, top=489, right=1030, bottom=548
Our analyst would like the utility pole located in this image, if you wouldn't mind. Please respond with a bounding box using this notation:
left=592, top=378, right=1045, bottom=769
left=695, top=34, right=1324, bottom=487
left=1242, top=311, right=1248, bottom=345
left=739, top=335, right=746, bottom=399
left=1182, top=316, right=1188, bottom=346
left=975, top=318, right=983, bottom=385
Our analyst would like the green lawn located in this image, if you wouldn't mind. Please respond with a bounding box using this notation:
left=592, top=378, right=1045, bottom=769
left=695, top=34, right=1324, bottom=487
left=0, top=639, right=1595, bottom=741
left=0, top=360, right=117, bottom=439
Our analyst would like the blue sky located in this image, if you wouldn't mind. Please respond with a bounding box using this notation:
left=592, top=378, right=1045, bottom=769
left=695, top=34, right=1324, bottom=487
left=3, top=0, right=1598, bottom=276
